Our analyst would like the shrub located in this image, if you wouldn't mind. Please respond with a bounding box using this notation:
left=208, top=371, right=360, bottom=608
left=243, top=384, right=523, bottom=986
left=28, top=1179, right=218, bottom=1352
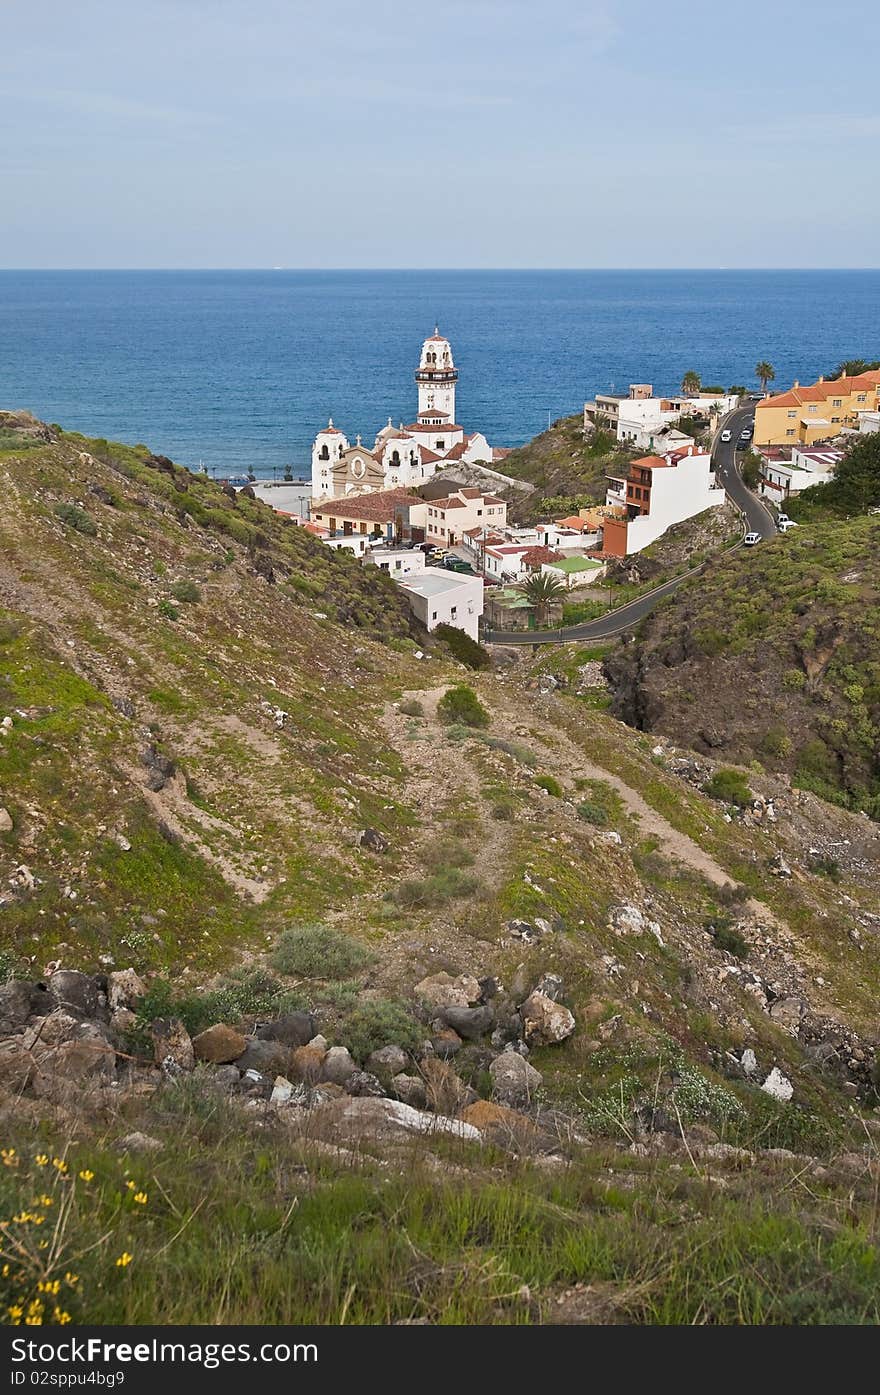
left=711, top=920, right=749, bottom=959
left=170, top=579, right=201, bottom=603
left=436, top=684, right=489, bottom=728
left=391, top=867, right=480, bottom=908
left=433, top=623, right=491, bottom=669
left=270, top=924, right=374, bottom=979
left=702, top=768, right=752, bottom=808
left=339, top=998, right=423, bottom=1063
left=808, top=853, right=841, bottom=882
left=53, top=503, right=97, bottom=535
left=421, top=840, right=475, bottom=872
left=577, top=799, right=608, bottom=826
left=157, top=600, right=179, bottom=621
left=534, top=774, right=563, bottom=797
left=399, top=698, right=425, bottom=717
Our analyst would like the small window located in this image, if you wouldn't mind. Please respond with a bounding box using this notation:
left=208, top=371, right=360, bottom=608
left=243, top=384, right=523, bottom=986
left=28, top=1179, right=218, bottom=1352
left=808, top=405, right=817, bottom=413
left=833, top=398, right=842, bottom=407
left=786, top=428, right=795, bottom=437
left=431, top=611, right=437, bottom=620
left=787, top=410, right=796, bottom=418
left=450, top=606, right=457, bottom=617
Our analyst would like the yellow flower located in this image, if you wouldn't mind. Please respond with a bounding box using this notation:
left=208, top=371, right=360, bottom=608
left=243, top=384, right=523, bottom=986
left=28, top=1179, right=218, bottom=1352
left=51, top=1158, right=68, bottom=1175
left=35, top=1155, right=49, bottom=1167
left=64, top=1273, right=79, bottom=1287
left=37, top=1280, right=61, bottom=1296
left=53, top=1309, right=72, bottom=1325
left=2, top=1264, right=9, bottom=1277
left=1, top=1148, right=17, bottom=1166
left=7, top=1305, right=23, bottom=1321
left=133, top=1192, right=148, bottom=1206
left=115, top=1252, right=133, bottom=1268
left=37, top=1241, right=48, bottom=1251
left=125, top=1180, right=136, bottom=1191
left=78, top=1169, right=94, bottom=1183
left=36, top=1195, right=53, bottom=1208
left=12, top=1211, right=32, bottom=1224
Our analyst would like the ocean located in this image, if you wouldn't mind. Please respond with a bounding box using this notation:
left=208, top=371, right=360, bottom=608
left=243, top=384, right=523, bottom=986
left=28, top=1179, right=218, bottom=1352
left=1, top=270, right=878, bottom=477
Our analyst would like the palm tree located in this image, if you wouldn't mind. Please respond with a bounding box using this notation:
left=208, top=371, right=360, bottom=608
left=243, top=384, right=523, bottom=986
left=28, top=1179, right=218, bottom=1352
left=755, top=361, right=775, bottom=392
left=518, top=571, right=567, bottom=628
left=680, top=370, right=701, bottom=396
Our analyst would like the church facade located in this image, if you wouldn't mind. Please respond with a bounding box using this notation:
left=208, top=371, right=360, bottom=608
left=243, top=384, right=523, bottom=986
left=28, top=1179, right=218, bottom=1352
left=310, top=330, right=503, bottom=503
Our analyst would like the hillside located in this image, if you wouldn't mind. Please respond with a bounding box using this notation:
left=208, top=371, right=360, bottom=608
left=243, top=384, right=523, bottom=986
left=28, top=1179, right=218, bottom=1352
left=3, top=418, right=880, bottom=1325
left=500, top=415, right=635, bottom=521
left=605, top=516, right=880, bottom=815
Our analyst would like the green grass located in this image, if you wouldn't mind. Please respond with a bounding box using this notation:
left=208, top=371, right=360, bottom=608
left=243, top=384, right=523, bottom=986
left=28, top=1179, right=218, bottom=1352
left=270, top=924, right=375, bottom=980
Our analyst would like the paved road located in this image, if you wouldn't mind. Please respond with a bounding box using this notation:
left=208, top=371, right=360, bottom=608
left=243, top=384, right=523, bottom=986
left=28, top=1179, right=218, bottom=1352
left=484, top=404, right=774, bottom=646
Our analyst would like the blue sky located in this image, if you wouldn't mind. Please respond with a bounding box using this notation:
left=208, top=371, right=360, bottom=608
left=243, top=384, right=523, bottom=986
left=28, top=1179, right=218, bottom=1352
left=2, top=0, right=877, bottom=268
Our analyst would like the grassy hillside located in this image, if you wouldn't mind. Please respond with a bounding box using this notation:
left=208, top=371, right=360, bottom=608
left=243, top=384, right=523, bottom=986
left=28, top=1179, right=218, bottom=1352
left=606, top=516, right=880, bottom=815
left=500, top=416, right=635, bottom=521
left=3, top=417, right=880, bottom=1325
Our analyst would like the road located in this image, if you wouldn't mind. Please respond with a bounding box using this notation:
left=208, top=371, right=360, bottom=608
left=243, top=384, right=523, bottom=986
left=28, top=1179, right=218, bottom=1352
left=483, top=403, right=772, bottom=646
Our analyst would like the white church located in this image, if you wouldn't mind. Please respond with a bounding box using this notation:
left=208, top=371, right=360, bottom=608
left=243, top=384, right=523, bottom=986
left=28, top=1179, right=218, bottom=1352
left=310, top=330, right=504, bottom=503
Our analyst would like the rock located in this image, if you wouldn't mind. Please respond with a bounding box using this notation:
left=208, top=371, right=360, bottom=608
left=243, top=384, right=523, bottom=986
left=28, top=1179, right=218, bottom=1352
left=321, top=1045, right=357, bottom=1085
left=345, top=1071, right=385, bottom=1098
left=533, top=973, right=565, bottom=1003
left=420, top=1057, right=473, bottom=1115
left=209, top=1064, right=242, bottom=1090
left=506, top=919, right=542, bottom=944
left=365, top=1044, right=409, bottom=1077
left=299, top=1095, right=481, bottom=1146
left=358, top=828, right=389, bottom=854
left=110, top=1007, right=138, bottom=1036
left=478, top=976, right=501, bottom=1001
left=290, top=1044, right=326, bottom=1083
left=460, top=1100, right=538, bottom=1147
left=430, top=1028, right=462, bottom=1058
left=0, top=981, right=36, bottom=1035
left=609, top=903, right=646, bottom=937
left=48, top=1036, right=115, bottom=1082
left=519, top=993, right=575, bottom=1046
left=24, top=1010, right=110, bottom=1053
left=489, top=1050, right=542, bottom=1106
left=255, top=1012, right=316, bottom=1048
left=0, top=808, right=12, bottom=833
left=10, top=865, right=34, bottom=891
left=308, top=1034, right=328, bottom=1051
left=269, top=1076, right=295, bottom=1107
left=741, top=1048, right=758, bottom=1076
left=413, top=972, right=481, bottom=1010
left=107, top=968, right=146, bottom=1012
left=0, top=1038, right=37, bottom=1092
left=761, top=1067, right=794, bottom=1102
left=192, top=1024, right=247, bottom=1064
left=440, top=1005, right=493, bottom=1041
left=770, top=853, right=792, bottom=878
left=391, top=1073, right=427, bottom=1109
left=48, top=970, right=99, bottom=1018
left=117, top=1132, right=163, bottom=1154
left=150, top=1018, right=195, bottom=1072
left=768, top=997, right=804, bottom=1035
left=235, top=1038, right=291, bottom=1076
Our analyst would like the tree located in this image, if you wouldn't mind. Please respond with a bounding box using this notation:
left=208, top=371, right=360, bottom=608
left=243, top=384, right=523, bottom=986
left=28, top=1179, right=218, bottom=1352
left=436, top=684, right=490, bottom=728
left=518, top=571, right=567, bottom=627
left=791, top=432, right=880, bottom=518
left=680, top=370, right=701, bottom=395
left=728, top=385, right=747, bottom=397
left=755, top=361, right=775, bottom=391
left=828, top=358, right=880, bottom=379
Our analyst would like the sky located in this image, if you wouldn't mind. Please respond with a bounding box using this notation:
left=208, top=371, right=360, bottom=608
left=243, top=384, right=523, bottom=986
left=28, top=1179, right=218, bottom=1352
left=2, top=0, right=878, bottom=269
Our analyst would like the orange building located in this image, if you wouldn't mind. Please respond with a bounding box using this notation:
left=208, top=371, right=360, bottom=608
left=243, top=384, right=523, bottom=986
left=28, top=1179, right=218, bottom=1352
left=754, top=370, right=880, bottom=446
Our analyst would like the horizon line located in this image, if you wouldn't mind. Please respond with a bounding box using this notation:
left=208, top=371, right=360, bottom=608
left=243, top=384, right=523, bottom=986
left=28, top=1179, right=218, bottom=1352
left=1, top=266, right=879, bottom=275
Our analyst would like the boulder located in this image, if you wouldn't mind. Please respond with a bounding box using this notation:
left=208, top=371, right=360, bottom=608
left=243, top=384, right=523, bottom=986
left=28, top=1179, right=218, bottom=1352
left=256, top=1012, right=316, bottom=1048
left=0, top=807, right=13, bottom=833
left=365, top=1044, right=409, bottom=1077
left=391, top=1073, right=427, bottom=1109
left=150, top=1017, right=195, bottom=1072
left=192, top=1024, right=247, bottom=1064
left=489, top=1050, right=542, bottom=1106
left=117, top=1132, right=163, bottom=1154
left=533, top=973, right=565, bottom=1003
left=298, top=1095, right=481, bottom=1145
left=107, top=969, right=147, bottom=1012
left=290, top=1044, right=326, bottom=1083
left=430, top=1028, right=462, bottom=1058
left=48, top=970, right=99, bottom=1019
left=761, top=1067, right=794, bottom=1102
left=0, top=1037, right=37, bottom=1092
left=519, top=992, right=575, bottom=1046
left=460, top=1100, right=538, bottom=1147
left=0, top=981, right=36, bottom=1035
left=49, top=1037, right=115, bottom=1082
left=768, top=997, right=804, bottom=1035
left=345, top=1071, right=385, bottom=1098
left=359, top=828, right=389, bottom=854
left=235, top=1038, right=291, bottom=1076
left=440, top=1005, right=493, bottom=1041
left=321, top=1045, right=357, bottom=1085
left=24, top=1009, right=91, bottom=1051
left=413, top=972, right=481, bottom=1010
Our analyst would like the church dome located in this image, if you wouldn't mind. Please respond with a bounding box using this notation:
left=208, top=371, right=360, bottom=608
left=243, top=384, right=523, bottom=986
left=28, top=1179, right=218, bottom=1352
left=417, top=327, right=457, bottom=379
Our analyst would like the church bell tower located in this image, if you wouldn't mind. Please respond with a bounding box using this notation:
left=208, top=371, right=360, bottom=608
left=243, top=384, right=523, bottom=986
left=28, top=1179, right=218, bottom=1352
left=415, top=328, right=457, bottom=422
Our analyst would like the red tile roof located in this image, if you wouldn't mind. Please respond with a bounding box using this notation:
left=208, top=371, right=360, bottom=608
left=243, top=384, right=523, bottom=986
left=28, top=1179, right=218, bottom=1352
left=312, top=488, right=422, bottom=522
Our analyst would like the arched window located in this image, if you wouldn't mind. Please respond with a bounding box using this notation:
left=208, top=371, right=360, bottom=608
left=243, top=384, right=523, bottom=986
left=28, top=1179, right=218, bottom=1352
left=319, top=444, right=329, bottom=460
left=391, top=449, right=400, bottom=466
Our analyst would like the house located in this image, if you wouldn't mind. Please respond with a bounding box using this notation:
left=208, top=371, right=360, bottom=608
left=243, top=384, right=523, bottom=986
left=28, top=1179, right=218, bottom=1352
left=363, top=544, right=426, bottom=578
left=424, top=488, right=507, bottom=545
left=483, top=545, right=535, bottom=582
left=397, top=568, right=483, bottom=642
left=601, top=447, right=725, bottom=556
left=754, top=370, right=880, bottom=445
left=585, top=383, right=738, bottom=439
left=858, top=411, right=880, bottom=435
left=311, top=330, right=506, bottom=502
left=757, top=446, right=842, bottom=502
left=542, top=556, right=606, bottom=589
left=310, top=488, right=427, bottom=543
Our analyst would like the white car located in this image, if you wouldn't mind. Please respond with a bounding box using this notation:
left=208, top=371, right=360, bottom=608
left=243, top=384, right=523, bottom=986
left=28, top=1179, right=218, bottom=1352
left=721, top=429, right=732, bottom=442
left=778, top=518, right=798, bottom=533
left=743, top=532, right=761, bottom=547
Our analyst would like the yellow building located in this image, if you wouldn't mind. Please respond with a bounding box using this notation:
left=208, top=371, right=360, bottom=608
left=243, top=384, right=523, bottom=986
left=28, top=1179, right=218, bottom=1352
left=754, top=370, right=880, bottom=446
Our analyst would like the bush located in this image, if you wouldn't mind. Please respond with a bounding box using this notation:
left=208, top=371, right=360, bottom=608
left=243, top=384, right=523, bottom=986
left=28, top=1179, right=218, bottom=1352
left=702, top=768, right=752, bottom=808
left=421, top=840, right=474, bottom=872
left=710, top=919, right=749, bottom=959
left=170, top=579, right=201, bottom=604
left=534, top=774, right=563, bottom=797
left=53, top=503, right=97, bottom=535
left=433, top=623, right=491, bottom=669
left=577, top=799, right=608, bottom=826
left=270, top=924, right=374, bottom=979
left=399, top=698, right=425, bottom=717
left=339, top=998, right=423, bottom=1063
left=157, top=600, right=179, bottom=621
left=391, top=867, right=480, bottom=909
left=436, top=685, right=489, bottom=729
left=808, top=853, right=841, bottom=882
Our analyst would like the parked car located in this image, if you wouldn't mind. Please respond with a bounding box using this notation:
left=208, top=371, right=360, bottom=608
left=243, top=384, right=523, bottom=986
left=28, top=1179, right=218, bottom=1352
left=743, top=532, right=761, bottom=547
left=721, top=429, right=732, bottom=442
left=778, top=518, right=798, bottom=533
left=739, top=428, right=752, bottom=440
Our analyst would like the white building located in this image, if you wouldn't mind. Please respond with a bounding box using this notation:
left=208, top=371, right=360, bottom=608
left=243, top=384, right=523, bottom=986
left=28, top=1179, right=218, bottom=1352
left=586, top=384, right=738, bottom=440
left=602, top=447, right=725, bottom=556
left=424, top=488, right=507, bottom=545
left=364, top=544, right=426, bottom=578
left=311, top=331, right=504, bottom=503
left=398, top=567, right=483, bottom=642
left=758, top=446, right=842, bottom=502
left=858, top=411, right=880, bottom=434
